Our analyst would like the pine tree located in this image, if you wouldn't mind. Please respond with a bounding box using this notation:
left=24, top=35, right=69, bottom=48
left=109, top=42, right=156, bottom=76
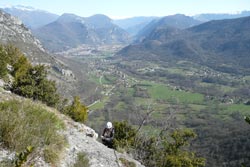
left=113, top=121, right=137, bottom=149
left=64, top=96, right=88, bottom=122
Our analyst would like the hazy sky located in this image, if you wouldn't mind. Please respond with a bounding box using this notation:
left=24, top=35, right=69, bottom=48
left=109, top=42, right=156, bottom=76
left=0, top=0, right=249, bottom=19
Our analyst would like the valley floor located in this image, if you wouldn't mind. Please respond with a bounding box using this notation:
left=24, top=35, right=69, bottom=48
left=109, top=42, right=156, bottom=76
left=55, top=44, right=250, bottom=167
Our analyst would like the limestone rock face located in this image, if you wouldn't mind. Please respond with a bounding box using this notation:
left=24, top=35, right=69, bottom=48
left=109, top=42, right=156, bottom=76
left=0, top=10, right=55, bottom=64
left=0, top=10, right=44, bottom=52
left=58, top=115, right=145, bottom=167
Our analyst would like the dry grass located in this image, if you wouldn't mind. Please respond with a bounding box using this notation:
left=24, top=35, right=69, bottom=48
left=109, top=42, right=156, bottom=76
left=0, top=99, right=67, bottom=165
left=73, top=152, right=90, bottom=167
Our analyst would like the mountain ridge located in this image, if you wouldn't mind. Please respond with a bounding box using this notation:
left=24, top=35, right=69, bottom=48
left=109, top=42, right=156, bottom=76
left=194, top=10, right=250, bottom=21
left=118, top=16, right=250, bottom=74
left=33, top=13, right=131, bottom=52
left=135, top=14, right=202, bottom=42
left=1, top=5, right=59, bottom=29
left=113, top=16, right=158, bottom=36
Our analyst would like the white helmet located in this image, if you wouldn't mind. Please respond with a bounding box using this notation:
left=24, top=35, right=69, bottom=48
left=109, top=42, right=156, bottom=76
left=106, top=122, right=112, bottom=129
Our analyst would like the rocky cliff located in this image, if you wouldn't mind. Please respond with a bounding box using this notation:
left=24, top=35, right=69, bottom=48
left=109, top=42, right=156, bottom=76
left=0, top=10, right=55, bottom=64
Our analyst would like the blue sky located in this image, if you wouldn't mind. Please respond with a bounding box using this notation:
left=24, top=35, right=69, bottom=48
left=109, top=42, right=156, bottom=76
left=0, top=0, right=249, bottom=19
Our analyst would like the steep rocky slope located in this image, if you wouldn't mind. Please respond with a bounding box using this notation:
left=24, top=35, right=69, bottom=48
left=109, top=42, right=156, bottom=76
left=0, top=87, right=144, bottom=167
left=0, top=10, right=55, bottom=64
left=59, top=114, right=144, bottom=167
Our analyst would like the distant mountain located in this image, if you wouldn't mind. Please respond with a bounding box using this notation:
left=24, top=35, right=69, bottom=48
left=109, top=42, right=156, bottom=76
left=193, top=10, right=250, bottom=21
left=136, top=14, right=202, bottom=42
left=33, top=14, right=91, bottom=52
left=113, top=16, right=158, bottom=36
left=1, top=5, right=59, bottom=29
left=0, top=9, right=55, bottom=64
left=86, top=14, right=113, bottom=28
left=84, top=14, right=131, bottom=44
left=33, top=13, right=131, bottom=52
left=118, top=16, right=250, bottom=74
left=188, top=16, right=250, bottom=71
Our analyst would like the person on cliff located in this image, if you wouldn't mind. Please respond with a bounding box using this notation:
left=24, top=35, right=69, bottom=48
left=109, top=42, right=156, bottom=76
left=101, top=122, right=115, bottom=148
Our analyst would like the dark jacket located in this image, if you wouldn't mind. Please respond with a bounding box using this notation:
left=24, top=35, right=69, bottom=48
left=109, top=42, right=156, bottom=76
left=102, top=127, right=115, bottom=148
left=102, top=127, right=115, bottom=140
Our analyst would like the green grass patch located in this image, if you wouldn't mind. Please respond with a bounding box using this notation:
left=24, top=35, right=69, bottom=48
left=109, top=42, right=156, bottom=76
left=219, top=85, right=236, bottom=92
left=189, top=104, right=207, bottom=111
left=199, top=82, right=236, bottom=93
left=89, top=100, right=105, bottom=110
left=134, top=97, right=154, bottom=108
left=222, top=104, right=250, bottom=116
left=167, top=68, right=185, bottom=74
left=151, top=111, right=164, bottom=119
left=146, top=82, right=204, bottom=104
left=102, top=75, right=117, bottom=85
left=89, top=96, right=110, bottom=111
left=175, top=113, right=188, bottom=122
left=0, top=99, right=66, bottom=165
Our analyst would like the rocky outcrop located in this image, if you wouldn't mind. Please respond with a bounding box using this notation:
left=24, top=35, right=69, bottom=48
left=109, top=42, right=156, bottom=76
left=0, top=89, right=144, bottom=167
left=0, top=10, right=44, bottom=50
left=59, top=117, right=144, bottom=167
left=0, top=10, right=55, bottom=64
